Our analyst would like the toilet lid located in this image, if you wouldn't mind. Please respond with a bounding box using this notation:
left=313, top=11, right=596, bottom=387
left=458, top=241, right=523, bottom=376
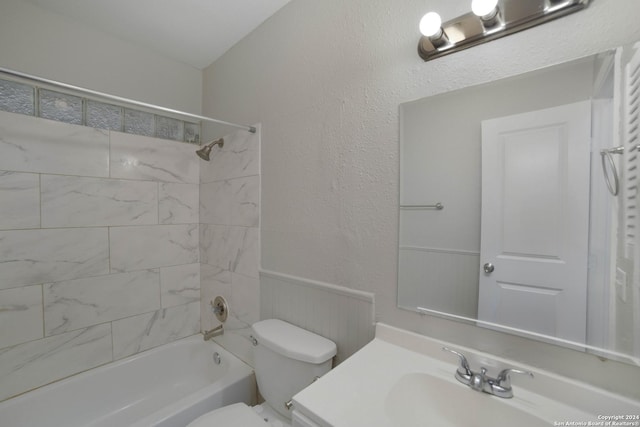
left=187, top=403, right=267, bottom=427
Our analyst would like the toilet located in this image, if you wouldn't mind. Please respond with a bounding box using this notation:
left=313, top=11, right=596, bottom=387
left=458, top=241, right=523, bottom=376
left=187, top=319, right=337, bottom=427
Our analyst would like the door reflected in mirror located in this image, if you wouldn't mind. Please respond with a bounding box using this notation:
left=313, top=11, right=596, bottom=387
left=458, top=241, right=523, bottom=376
left=398, top=42, right=640, bottom=364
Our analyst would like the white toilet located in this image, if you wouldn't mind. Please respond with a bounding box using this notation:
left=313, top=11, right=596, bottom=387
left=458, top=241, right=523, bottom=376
left=187, top=319, right=337, bottom=427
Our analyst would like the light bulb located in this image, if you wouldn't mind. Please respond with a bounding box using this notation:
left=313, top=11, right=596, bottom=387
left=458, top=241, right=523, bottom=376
left=471, top=0, right=499, bottom=17
left=419, top=12, right=442, bottom=38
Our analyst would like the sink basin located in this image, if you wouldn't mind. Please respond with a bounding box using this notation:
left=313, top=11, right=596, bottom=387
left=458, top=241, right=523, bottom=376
left=292, top=324, right=640, bottom=427
left=385, top=373, right=545, bottom=427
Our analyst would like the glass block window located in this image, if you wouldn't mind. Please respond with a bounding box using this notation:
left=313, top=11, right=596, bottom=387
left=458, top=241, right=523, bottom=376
left=124, top=108, right=155, bottom=136
left=0, top=79, right=34, bottom=116
left=184, top=122, right=201, bottom=144
left=39, top=89, right=83, bottom=125
left=156, top=115, right=184, bottom=141
left=87, top=100, right=122, bottom=131
left=0, top=77, right=201, bottom=144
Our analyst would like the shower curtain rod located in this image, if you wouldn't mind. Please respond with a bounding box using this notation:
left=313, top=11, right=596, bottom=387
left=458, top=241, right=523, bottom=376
left=0, top=67, right=256, bottom=134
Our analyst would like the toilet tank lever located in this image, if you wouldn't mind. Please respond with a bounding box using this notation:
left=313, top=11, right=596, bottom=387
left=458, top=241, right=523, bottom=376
left=284, top=376, right=321, bottom=411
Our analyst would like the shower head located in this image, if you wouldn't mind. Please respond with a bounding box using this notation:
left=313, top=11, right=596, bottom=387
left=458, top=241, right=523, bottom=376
left=196, top=138, right=224, bottom=161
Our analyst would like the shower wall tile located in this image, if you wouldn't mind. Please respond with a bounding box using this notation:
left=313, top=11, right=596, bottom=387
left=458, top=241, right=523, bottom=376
left=109, top=224, right=199, bottom=273
left=200, top=180, right=231, bottom=224
left=41, top=175, right=158, bottom=228
left=200, top=176, right=259, bottom=227
left=231, top=273, right=260, bottom=325
left=0, top=285, right=43, bottom=349
left=199, top=224, right=231, bottom=269
left=230, top=226, right=259, bottom=279
left=43, top=270, right=161, bottom=336
left=200, top=226, right=258, bottom=279
left=199, top=127, right=260, bottom=356
left=229, top=176, right=260, bottom=227
left=0, top=228, right=109, bottom=289
left=200, top=129, right=259, bottom=183
left=112, top=301, right=200, bottom=360
left=0, top=111, right=109, bottom=177
left=110, top=131, right=199, bottom=184
left=200, top=265, right=231, bottom=332
left=0, top=110, right=203, bottom=402
left=0, top=171, right=40, bottom=230
left=0, top=324, right=112, bottom=402
left=160, top=263, right=200, bottom=308
left=159, top=183, right=199, bottom=224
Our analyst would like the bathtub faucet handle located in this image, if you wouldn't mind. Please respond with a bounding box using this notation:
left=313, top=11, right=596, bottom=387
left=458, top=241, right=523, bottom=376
left=210, top=296, right=228, bottom=322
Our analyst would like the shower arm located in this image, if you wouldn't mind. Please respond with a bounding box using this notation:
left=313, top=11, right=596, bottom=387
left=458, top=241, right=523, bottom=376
left=0, top=67, right=256, bottom=134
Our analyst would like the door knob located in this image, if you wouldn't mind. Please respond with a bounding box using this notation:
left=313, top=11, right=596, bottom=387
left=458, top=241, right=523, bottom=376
left=483, top=263, right=495, bottom=273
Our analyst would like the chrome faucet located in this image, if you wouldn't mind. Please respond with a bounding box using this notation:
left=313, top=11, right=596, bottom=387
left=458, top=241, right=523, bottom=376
left=203, top=324, right=224, bottom=340
left=442, top=347, right=533, bottom=398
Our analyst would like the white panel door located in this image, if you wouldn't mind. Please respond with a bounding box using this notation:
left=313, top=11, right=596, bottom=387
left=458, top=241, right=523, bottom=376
left=478, top=101, right=591, bottom=344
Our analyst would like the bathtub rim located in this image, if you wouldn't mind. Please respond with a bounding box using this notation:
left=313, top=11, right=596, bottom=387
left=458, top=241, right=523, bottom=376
left=0, top=333, right=256, bottom=426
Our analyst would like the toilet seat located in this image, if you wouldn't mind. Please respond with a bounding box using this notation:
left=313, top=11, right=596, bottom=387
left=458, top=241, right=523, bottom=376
left=187, top=403, right=267, bottom=427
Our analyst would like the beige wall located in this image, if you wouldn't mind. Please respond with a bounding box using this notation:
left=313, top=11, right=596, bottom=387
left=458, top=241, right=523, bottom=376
left=0, top=0, right=202, bottom=113
left=203, top=0, right=640, bottom=397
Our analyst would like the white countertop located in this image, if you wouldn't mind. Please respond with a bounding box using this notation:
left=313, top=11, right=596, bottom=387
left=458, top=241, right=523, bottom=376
left=292, top=324, right=640, bottom=427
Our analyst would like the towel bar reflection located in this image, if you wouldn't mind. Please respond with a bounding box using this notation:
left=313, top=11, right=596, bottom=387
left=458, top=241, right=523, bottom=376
left=600, top=146, right=624, bottom=196
left=400, top=203, right=444, bottom=210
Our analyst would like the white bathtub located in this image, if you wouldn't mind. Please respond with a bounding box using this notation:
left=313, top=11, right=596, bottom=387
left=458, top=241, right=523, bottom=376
left=0, top=335, right=256, bottom=427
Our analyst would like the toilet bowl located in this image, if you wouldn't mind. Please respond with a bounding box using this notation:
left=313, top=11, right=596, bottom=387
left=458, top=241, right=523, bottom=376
left=186, top=319, right=336, bottom=427
left=187, top=403, right=267, bottom=427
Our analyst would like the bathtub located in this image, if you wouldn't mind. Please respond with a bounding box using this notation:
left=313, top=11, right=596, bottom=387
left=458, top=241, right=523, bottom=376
left=0, top=335, right=256, bottom=427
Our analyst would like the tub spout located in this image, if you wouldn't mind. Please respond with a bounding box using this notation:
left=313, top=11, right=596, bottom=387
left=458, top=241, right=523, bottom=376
left=203, top=325, right=224, bottom=341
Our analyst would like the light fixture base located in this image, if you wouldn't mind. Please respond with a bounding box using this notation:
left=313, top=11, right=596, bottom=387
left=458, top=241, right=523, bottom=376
left=418, top=0, right=589, bottom=62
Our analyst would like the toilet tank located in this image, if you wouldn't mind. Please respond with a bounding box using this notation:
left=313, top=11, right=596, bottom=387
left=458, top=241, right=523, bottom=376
left=252, top=319, right=337, bottom=419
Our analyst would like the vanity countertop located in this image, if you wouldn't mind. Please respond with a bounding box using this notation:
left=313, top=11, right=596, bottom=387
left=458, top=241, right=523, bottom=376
left=292, top=324, right=640, bottom=427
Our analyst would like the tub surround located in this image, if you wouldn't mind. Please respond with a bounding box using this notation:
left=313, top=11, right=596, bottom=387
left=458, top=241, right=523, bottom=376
left=0, top=336, right=256, bottom=427
left=199, top=125, right=261, bottom=364
left=0, top=110, right=201, bottom=402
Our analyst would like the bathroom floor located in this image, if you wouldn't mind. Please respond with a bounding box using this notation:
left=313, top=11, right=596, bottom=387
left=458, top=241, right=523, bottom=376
left=252, top=404, right=291, bottom=427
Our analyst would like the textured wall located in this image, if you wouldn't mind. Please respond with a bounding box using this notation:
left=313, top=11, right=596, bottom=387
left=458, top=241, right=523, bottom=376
left=0, top=111, right=201, bottom=401
left=202, top=0, right=640, bottom=396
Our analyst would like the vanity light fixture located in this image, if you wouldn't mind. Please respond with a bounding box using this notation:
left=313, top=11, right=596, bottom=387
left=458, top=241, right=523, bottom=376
left=471, top=0, right=502, bottom=28
left=419, top=12, right=449, bottom=47
left=418, top=0, right=590, bottom=62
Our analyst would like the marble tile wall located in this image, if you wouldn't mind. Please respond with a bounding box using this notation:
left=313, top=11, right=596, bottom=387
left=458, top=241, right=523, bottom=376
left=0, top=110, right=201, bottom=402
left=199, top=126, right=260, bottom=366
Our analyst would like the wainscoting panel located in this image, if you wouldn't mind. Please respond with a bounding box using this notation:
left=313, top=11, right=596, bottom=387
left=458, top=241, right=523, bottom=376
left=260, top=270, right=375, bottom=365
left=398, top=246, right=480, bottom=319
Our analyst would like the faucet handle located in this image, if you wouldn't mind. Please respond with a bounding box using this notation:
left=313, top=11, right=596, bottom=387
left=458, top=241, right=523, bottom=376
left=442, top=347, right=473, bottom=377
left=496, top=368, right=534, bottom=389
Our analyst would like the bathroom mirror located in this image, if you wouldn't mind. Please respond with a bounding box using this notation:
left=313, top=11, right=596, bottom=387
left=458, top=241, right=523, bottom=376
left=398, top=42, right=640, bottom=364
